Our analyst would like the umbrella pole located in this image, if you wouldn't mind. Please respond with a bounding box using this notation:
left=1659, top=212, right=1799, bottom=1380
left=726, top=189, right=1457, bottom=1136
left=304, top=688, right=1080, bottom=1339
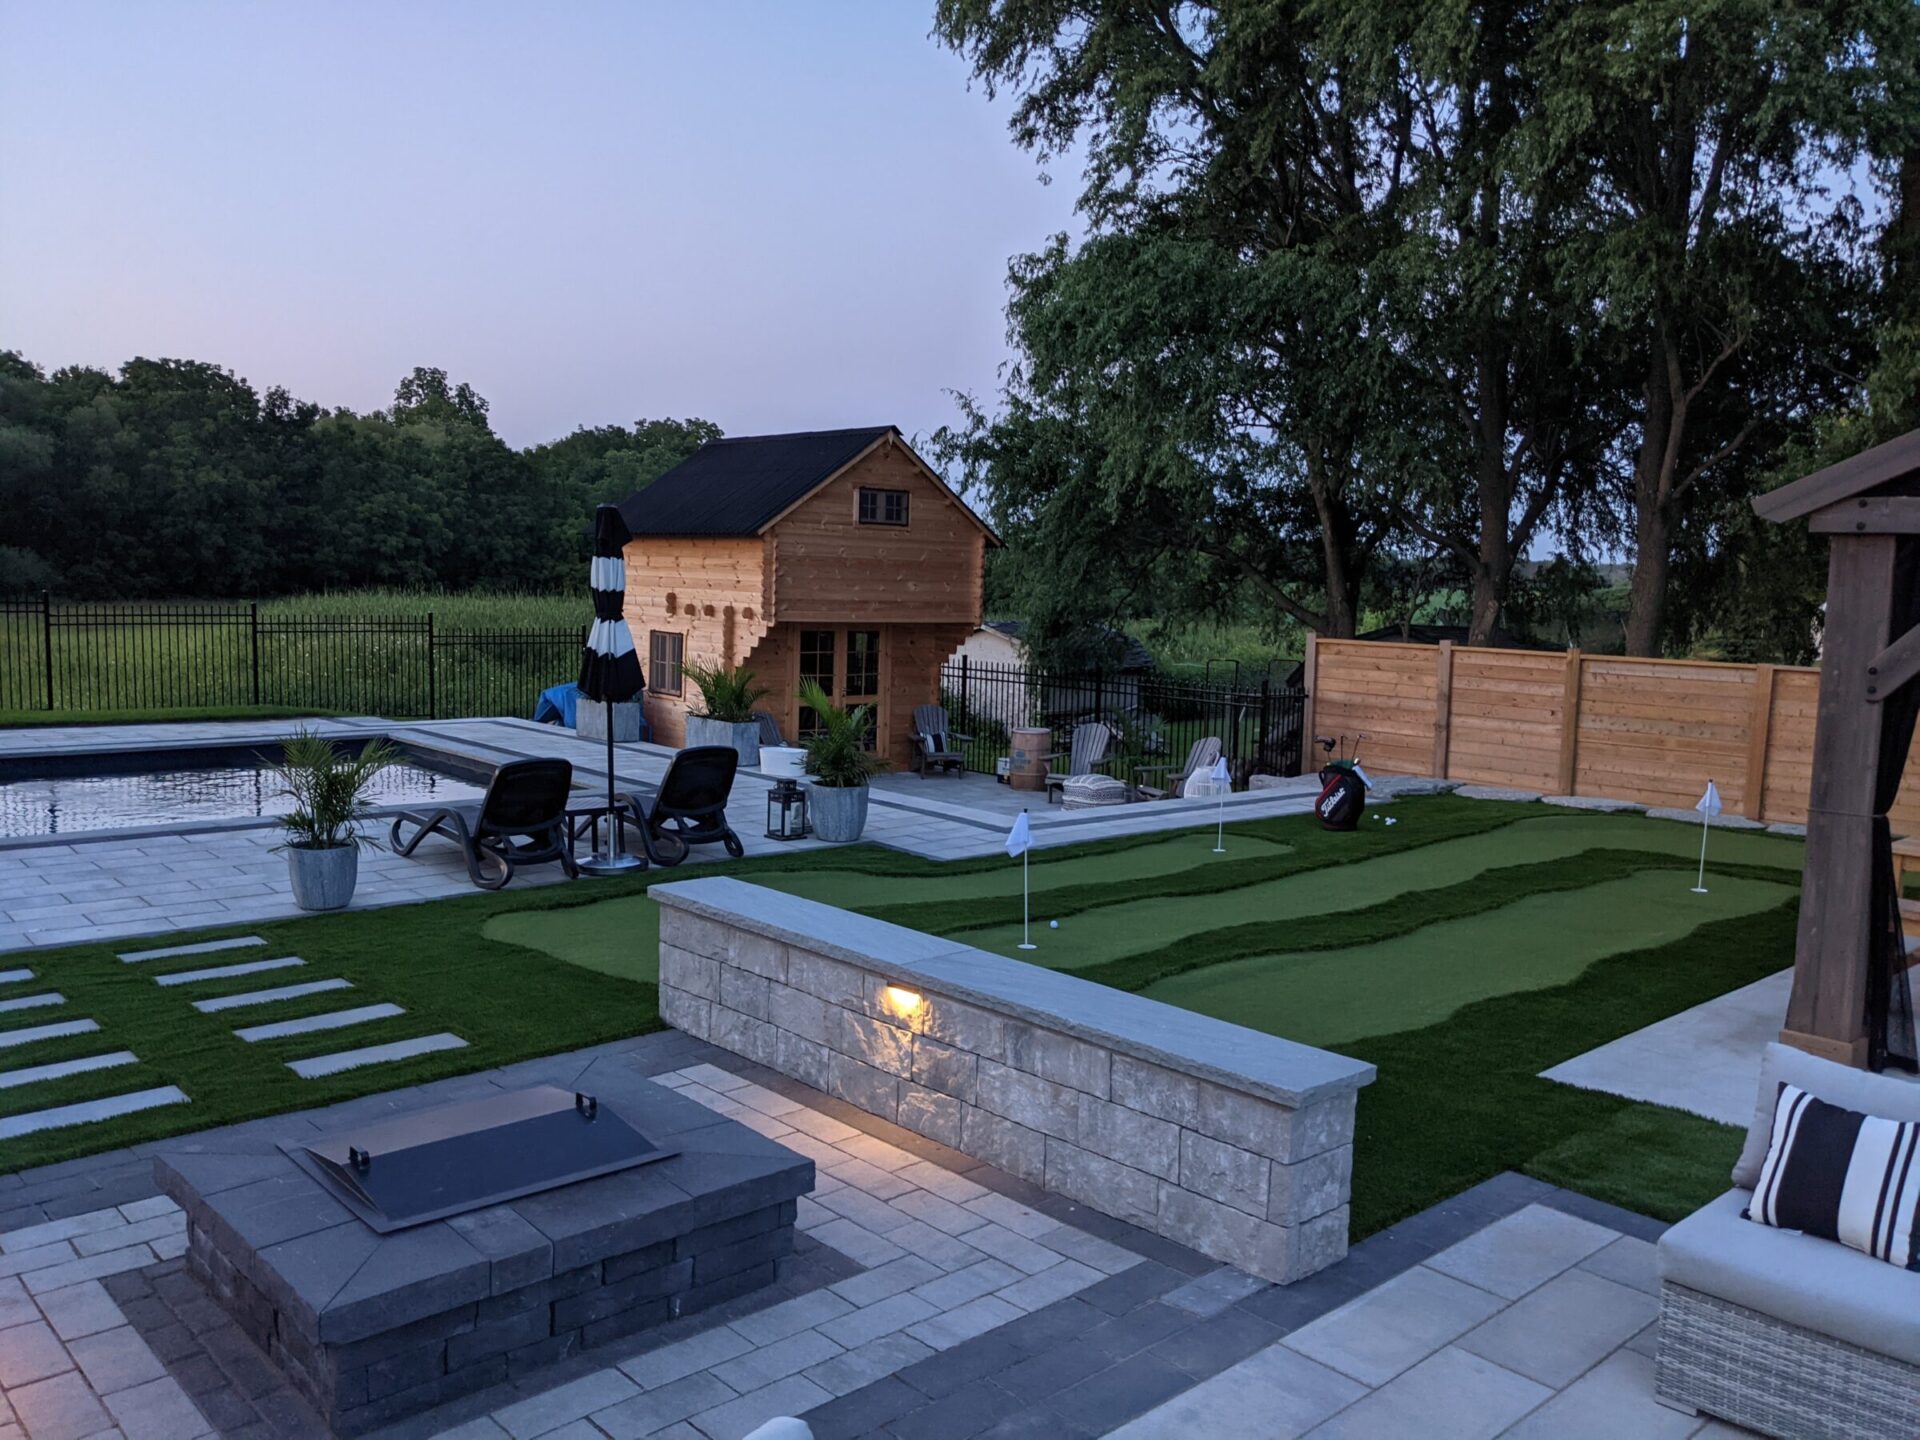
left=607, top=720, right=619, bottom=860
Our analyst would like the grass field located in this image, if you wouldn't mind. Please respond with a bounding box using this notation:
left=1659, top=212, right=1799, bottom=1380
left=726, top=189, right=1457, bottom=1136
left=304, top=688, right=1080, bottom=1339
left=0, top=797, right=1803, bottom=1241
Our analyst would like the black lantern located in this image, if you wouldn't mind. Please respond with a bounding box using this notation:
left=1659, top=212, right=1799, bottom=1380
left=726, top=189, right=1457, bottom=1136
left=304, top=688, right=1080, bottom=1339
left=766, top=779, right=810, bottom=841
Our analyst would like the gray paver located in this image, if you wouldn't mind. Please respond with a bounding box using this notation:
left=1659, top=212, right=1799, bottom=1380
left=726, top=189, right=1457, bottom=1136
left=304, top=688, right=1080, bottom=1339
left=0, top=1088, right=189, bottom=1142
left=728, top=1288, right=855, bottom=1347
left=1301, top=1345, right=1551, bottom=1440
left=285, top=1032, right=466, bottom=1077
left=1501, top=1349, right=1703, bottom=1440
left=0, top=1019, right=98, bottom=1051
left=68, top=1325, right=166, bottom=1394
left=36, top=1280, right=126, bottom=1341
left=1162, top=1265, right=1268, bottom=1317
left=1107, top=1342, right=1366, bottom=1440
left=1424, top=1204, right=1619, bottom=1300
left=819, top=1291, right=939, bottom=1349
left=491, top=1370, right=641, bottom=1439
left=906, top=1293, right=1024, bottom=1351
left=1576, top=1234, right=1660, bottom=1297
left=587, top=1370, right=734, bottom=1440
left=687, top=1373, right=831, bottom=1440
left=98, top=1374, right=211, bottom=1439
left=0, top=1319, right=74, bottom=1387
left=152, top=956, right=303, bottom=987
left=232, top=1003, right=403, bottom=1043
left=0, top=968, right=34, bottom=984
left=709, top=1326, right=842, bottom=1392
left=801, top=1331, right=936, bottom=1397
left=1455, top=1268, right=1656, bottom=1388
left=0, top=1051, right=137, bottom=1090
left=616, top=1323, right=756, bottom=1389
left=191, top=978, right=351, bottom=1012
left=116, top=936, right=264, bottom=963
left=1282, top=1265, right=1507, bottom=1387
left=7, top=1369, right=113, bottom=1440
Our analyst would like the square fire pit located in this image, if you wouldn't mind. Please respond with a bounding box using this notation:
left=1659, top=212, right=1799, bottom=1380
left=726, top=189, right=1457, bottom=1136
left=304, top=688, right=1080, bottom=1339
left=154, top=1073, right=812, bottom=1435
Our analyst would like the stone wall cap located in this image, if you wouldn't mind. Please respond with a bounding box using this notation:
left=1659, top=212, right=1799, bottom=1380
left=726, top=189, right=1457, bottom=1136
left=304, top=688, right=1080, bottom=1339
left=652, top=878, right=1376, bottom=1108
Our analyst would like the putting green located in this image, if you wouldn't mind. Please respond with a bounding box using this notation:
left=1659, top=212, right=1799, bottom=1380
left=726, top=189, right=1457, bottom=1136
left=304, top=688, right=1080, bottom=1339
left=483, top=896, right=660, bottom=983
left=949, top=814, right=1802, bottom=968
left=753, top=830, right=1292, bottom=909
left=1145, top=869, right=1798, bottom=1048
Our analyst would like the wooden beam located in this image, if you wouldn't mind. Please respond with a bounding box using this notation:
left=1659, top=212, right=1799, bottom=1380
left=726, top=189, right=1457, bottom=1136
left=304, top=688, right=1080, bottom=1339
left=1810, top=497, right=1920, bottom=535
left=1866, top=623, right=1920, bottom=703
left=1743, top=665, right=1774, bottom=820
left=1754, top=427, right=1920, bottom=521
left=1432, top=641, right=1454, bottom=778
left=1556, top=648, right=1583, bottom=794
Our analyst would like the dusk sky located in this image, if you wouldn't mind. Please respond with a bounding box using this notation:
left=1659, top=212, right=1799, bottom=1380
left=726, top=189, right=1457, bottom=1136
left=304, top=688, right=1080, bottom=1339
left=0, top=3, right=1078, bottom=450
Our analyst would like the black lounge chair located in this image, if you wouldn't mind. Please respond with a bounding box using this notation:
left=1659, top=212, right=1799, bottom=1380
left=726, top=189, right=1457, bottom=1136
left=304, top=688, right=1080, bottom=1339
left=615, top=744, right=745, bottom=866
left=390, top=757, right=578, bottom=890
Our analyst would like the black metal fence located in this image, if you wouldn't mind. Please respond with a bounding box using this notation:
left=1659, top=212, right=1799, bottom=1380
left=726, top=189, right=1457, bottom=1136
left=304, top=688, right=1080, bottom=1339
left=0, top=596, right=583, bottom=719
left=939, top=657, right=1307, bottom=780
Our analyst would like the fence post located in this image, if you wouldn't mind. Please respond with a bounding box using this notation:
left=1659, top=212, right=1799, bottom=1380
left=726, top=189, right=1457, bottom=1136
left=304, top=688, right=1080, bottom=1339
left=1298, top=634, right=1318, bottom=774
left=41, top=590, right=55, bottom=711
left=427, top=613, right=437, bottom=721
left=1744, top=664, right=1776, bottom=821
left=1432, top=641, right=1455, bottom=778
left=1257, top=678, right=1271, bottom=772
left=249, top=602, right=261, bottom=706
left=1556, top=648, right=1584, bottom=795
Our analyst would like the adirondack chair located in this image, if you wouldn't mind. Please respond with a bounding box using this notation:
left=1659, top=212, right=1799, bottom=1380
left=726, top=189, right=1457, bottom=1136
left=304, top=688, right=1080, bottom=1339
left=1044, top=721, right=1116, bottom=803
left=910, top=704, right=971, bottom=778
left=1133, top=736, right=1222, bottom=800
left=752, top=710, right=786, bottom=748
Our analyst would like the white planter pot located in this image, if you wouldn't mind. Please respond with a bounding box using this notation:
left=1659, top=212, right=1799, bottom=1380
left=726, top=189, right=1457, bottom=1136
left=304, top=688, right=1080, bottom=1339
left=686, top=715, right=761, bottom=769
left=286, top=843, right=358, bottom=911
left=759, top=746, right=807, bottom=780
left=806, top=783, right=870, bottom=843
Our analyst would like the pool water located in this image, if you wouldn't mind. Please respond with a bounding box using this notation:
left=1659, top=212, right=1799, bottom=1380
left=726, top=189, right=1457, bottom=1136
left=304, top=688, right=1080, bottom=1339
left=0, top=744, right=489, bottom=837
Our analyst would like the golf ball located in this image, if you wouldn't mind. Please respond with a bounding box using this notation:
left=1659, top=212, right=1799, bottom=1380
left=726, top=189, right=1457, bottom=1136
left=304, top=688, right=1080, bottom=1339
left=1049, top=920, right=1059, bottom=929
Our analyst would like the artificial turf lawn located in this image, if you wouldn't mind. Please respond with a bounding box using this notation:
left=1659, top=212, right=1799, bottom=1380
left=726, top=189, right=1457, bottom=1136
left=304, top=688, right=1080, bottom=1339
left=0, top=795, right=1805, bottom=1241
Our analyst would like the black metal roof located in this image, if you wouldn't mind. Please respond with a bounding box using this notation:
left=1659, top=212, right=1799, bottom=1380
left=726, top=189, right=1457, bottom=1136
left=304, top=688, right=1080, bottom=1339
left=615, top=426, right=896, bottom=538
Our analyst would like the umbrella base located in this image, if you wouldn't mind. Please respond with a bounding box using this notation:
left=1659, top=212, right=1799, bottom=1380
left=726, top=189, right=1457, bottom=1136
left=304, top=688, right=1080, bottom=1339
left=579, top=852, right=647, bottom=877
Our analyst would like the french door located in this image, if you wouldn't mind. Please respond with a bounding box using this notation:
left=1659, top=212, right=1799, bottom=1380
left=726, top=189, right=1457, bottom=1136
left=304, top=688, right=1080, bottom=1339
left=798, top=628, right=882, bottom=748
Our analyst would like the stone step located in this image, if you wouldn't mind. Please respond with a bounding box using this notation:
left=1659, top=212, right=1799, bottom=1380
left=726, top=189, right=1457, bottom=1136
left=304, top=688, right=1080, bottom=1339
left=286, top=1033, right=467, bottom=1079
left=0, top=1051, right=138, bottom=1091
left=0, top=1018, right=100, bottom=1051
left=192, top=979, right=352, bottom=1014
left=117, top=935, right=265, bottom=964
left=0, top=969, right=34, bottom=986
left=0, top=993, right=63, bottom=1016
left=235, top=1004, right=404, bottom=1044
left=154, top=956, right=304, bottom=988
left=0, top=1085, right=189, bottom=1141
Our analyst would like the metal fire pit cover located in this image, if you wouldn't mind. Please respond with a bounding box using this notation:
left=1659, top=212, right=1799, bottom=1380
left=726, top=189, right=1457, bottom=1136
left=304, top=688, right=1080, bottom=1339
left=285, top=1086, right=675, bottom=1233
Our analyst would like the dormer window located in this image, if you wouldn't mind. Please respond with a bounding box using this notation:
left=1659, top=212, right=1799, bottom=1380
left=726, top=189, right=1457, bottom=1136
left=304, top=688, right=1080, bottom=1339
left=858, top=487, right=909, bottom=526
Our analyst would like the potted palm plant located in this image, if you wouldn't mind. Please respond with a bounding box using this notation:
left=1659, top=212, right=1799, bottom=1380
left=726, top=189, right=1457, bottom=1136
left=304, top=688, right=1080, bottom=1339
left=798, top=679, right=887, bottom=842
left=683, top=661, right=770, bottom=769
left=271, top=730, right=398, bottom=911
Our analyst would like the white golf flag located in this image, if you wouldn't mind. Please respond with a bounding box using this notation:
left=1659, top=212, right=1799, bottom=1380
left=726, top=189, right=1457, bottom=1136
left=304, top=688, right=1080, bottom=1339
left=1006, top=810, right=1032, bottom=857
left=1209, top=757, right=1231, bottom=783
left=1696, top=780, right=1723, bottom=817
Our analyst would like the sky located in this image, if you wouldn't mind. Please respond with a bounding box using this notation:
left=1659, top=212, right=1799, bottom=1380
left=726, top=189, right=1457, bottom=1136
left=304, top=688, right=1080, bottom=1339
left=0, top=2, right=1079, bottom=450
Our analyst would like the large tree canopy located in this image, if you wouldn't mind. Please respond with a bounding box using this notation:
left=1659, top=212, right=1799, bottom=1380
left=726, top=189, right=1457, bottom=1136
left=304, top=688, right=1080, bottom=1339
left=0, top=357, right=716, bottom=598
left=935, top=0, right=1919, bottom=654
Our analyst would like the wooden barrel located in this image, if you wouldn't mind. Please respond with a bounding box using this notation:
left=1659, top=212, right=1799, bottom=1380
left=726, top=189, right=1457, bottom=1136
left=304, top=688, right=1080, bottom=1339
left=1008, top=727, right=1050, bottom=792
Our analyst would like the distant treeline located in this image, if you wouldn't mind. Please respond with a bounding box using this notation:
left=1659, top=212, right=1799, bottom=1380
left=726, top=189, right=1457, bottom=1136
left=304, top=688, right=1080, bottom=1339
left=0, top=353, right=717, bottom=598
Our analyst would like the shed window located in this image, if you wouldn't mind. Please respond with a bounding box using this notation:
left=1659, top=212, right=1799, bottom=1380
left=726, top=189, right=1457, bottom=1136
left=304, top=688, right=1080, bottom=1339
left=648, top=631, right=684, bottom=695
left=858, top=488, right=909, bottom=526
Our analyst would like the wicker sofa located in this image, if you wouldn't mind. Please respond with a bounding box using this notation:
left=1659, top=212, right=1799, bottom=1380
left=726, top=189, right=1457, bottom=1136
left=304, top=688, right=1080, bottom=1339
left=1655, top=1041, right=1920, bottom=1438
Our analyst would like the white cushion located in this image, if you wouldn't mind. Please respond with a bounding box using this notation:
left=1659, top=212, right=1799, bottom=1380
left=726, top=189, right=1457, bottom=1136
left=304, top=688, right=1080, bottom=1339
left=1060, top=774, right=1129, bottom=810
left=1733, top=1042, right=1920, bottom=1190
left=1658, top=1187, right=1920, bottom=1365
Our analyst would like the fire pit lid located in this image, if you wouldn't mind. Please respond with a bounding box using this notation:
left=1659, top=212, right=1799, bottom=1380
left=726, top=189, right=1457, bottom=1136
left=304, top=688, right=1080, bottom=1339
left=285, top=1085, right=674, bottom=1233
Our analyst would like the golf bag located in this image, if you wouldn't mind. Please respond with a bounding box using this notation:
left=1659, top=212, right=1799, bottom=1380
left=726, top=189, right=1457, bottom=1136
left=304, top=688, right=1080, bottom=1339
left=1316, top=762, right=1366, bottom=831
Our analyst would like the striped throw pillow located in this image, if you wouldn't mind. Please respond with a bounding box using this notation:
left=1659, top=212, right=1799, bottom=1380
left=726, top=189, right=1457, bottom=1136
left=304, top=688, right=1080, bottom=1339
left=1749, top=1081, right=1920, bottom=1268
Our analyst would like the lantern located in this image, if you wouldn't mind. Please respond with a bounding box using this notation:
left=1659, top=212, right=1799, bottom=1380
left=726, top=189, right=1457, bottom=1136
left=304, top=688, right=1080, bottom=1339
left=766, top=778, right=810, bottom=841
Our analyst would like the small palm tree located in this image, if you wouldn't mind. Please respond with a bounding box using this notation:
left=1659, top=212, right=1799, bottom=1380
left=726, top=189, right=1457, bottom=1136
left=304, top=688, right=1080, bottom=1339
left=270, top=730, right=398, bottom=849
left=798, top=680, right=888, bottom=787
left=684, top=662, right=771, bottom=723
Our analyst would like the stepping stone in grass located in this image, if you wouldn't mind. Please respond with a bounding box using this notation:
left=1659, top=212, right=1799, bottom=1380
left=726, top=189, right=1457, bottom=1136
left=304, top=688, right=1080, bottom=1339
left=0, top=1051, right=138, bottom=1090
left=0, top=994, right=62, bottom=1016
left=153, top=956, right=304, bottom=988
left=0, top=1086, right=188, bottom=1141
left=0, top=970, right=34, bottom=986
left=117, top=936, right=265, bottom=964
left=234, top=1004, right=403, bottom=1044
left=192, top=979, right=351, bottom=1014
left=287, top=1033, right=466, bottom=1078
left=0, top=1019, right=99, bottom=1051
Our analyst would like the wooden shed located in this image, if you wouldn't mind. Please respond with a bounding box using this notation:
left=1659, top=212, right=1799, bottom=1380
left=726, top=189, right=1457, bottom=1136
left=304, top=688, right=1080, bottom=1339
left=614, top=426, right=995, bottom=768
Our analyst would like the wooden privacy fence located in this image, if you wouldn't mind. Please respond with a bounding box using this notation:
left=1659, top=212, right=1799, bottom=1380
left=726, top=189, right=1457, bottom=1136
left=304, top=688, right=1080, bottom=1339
left=1301, top=638, right=1920, bottom=832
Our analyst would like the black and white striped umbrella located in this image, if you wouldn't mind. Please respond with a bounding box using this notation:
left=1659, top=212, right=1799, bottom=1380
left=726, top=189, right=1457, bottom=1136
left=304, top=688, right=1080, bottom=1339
left=580, top=504, right=643, bottom=703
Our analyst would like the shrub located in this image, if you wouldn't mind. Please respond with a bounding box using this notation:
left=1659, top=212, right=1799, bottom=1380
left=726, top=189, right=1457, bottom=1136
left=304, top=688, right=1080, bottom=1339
left=684, top=661, right=769, bottom=723
left=799, top=680, right=889, bottom=788
left=270, top=730, right=398, bottom=849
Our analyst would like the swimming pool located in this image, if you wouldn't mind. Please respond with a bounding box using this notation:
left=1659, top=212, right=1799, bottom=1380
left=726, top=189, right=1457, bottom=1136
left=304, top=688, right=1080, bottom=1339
left=0, top=740, right=492, bottom=839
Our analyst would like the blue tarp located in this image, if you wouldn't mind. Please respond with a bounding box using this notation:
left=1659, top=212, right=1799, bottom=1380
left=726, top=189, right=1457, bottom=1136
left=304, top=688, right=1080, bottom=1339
left=534, top=683, right=580, bottom=726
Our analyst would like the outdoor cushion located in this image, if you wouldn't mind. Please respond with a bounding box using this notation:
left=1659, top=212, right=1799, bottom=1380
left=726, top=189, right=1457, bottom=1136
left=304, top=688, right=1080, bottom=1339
left=1659, top=1187, right=1920, bottom=1365
left=1733, top=1042, right=1920, bottom=1189
left=1748, top=1082, right=1920, bottom=1267
left=1060, top=774, right=1129, bottom=810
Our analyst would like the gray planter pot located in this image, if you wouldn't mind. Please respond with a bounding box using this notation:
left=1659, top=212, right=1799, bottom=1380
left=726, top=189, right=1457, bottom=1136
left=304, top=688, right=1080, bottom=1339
left=686, top=715, right=761, bottom=769
left=577, top=700, right=644, bottom=743
left=286, top=843, right=359, bottom=911
left=806, top=782, right=870, bottom=843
